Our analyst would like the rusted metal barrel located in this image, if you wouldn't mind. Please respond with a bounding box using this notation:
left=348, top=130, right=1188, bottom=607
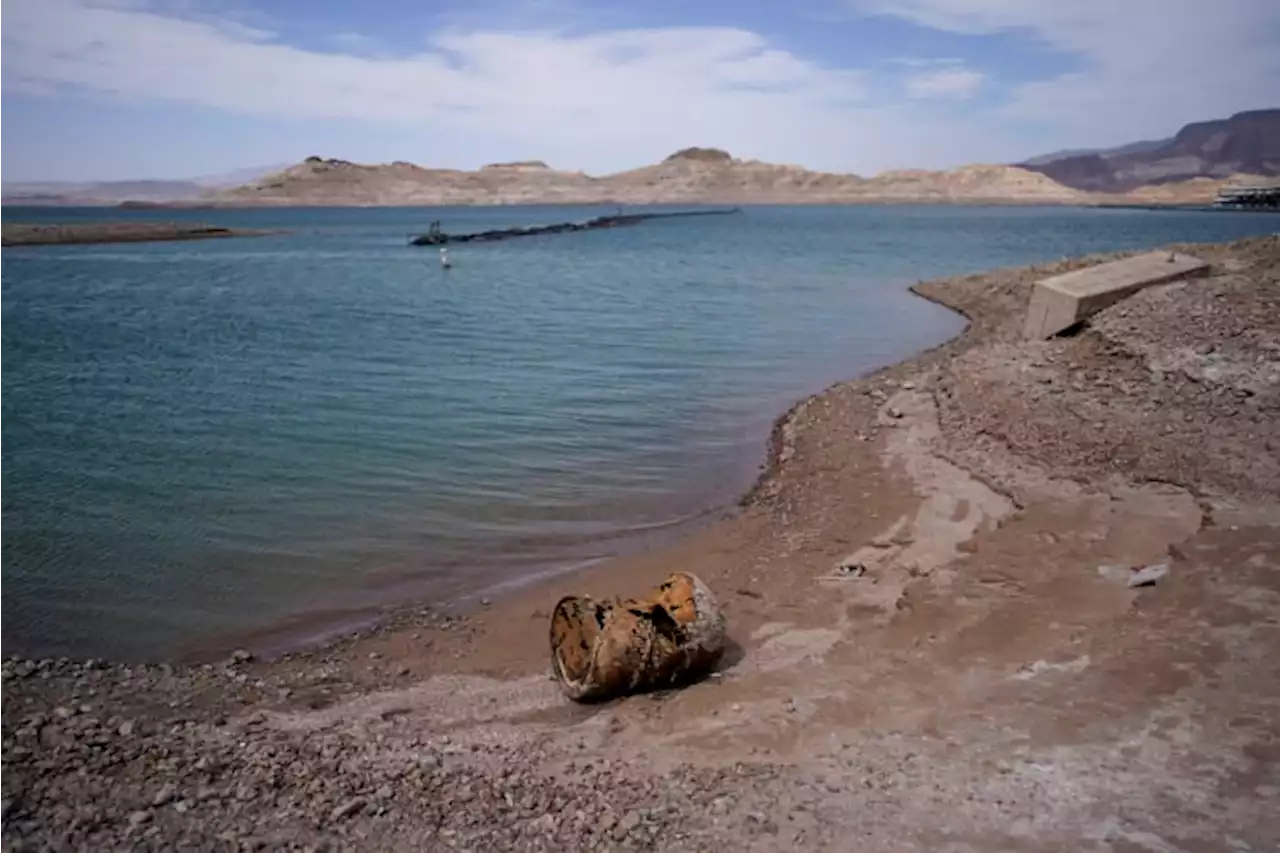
left=549, top=572, right=727, bottom=702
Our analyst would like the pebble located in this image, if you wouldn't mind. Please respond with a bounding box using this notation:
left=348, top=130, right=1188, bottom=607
left=128, top=810, right=152, bottom=828
left=1127, top=562, right=1170, bottom=588
left=152, top=783, right=177, bottom=807
left=837, top=561, right=867, bottom=578
left=331, top=796, right=367, bottom=820
left=118, top=720, right=135, bottom=737
left=901, top=380, right=915, bottom=390
left=619, top=810, right=642, bottom=835
left=886, top=407, right=903, bottom=419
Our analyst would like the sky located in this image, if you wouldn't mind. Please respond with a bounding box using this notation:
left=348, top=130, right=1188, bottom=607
left=2, top=0, right=1278, bottom=181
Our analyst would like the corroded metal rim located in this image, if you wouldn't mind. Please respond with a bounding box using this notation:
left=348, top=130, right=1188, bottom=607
left=549, top=573, right=726, bottom=703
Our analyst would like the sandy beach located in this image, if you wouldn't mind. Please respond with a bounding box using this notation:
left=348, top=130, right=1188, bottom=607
left=4, top=234, right=1278, bottom=851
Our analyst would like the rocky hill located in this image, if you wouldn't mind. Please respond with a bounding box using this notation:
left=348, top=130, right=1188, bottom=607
left=215, top=157, right=600, bottom=206
left=1022, top=109, right=1280, bottom=191
left=860, top=164, right=1085, bottom=202
left=210, top=150, right=1083, bottom=207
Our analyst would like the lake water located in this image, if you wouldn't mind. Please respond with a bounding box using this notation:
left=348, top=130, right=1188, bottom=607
left=3, top=204, right=1276, bottom=660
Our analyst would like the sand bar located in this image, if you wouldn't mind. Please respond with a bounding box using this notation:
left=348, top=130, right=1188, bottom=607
left=2, top=221, right=276, bottom=246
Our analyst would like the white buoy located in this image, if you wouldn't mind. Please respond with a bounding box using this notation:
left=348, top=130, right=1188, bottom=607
left=440, top=247, right=452, bottom=269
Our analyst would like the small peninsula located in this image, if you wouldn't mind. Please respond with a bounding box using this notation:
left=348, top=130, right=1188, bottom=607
left=1, top=222, right=275, bottom=247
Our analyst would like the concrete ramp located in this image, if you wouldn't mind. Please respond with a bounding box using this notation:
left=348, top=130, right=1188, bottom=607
left=1024, top=251, right=1210, bottom=339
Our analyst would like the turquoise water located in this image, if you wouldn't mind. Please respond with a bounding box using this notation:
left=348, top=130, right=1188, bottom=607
left=3, top=204, right=1276, bottom=660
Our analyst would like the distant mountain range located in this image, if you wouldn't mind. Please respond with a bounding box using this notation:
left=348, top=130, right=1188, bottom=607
left=1019, top=109, right=1279, bottom=191
left=1020, top=139, right=1170, bottom=168
left=203, top=150, right=1081, bottom=206
left=5, top=109, right=1275, bottom=207
left=1, top=165, right=288, bottom=205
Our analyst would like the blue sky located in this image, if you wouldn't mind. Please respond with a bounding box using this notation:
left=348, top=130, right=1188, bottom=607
left=3, top=0, right=1278, bottom=181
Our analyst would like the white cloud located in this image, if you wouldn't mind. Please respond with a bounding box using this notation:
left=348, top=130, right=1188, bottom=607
left=328, top=32, right=379, bottom=52
left=855, top=0, right=1280, bottom=143
left=1, top=0, right=893, bottom=172
left=3, top=74, right=60, bottom=96
left=904, top=66, right=983, bottom=99
left=889, top=56, right=966, bottom=68
left=16, top=0, right=1269, bottom=177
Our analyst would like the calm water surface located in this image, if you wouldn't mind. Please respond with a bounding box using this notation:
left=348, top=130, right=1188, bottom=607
left=3, top=204, right=1276, bottom=659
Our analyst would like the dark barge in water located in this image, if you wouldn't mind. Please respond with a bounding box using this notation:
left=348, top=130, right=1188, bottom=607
left=409, top=207, right=741, bottom=246
left=1214, top=183, right=1280, bottom=210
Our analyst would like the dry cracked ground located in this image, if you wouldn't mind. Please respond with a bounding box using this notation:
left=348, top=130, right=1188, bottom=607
left=3, top=235, right=1278, bottom=852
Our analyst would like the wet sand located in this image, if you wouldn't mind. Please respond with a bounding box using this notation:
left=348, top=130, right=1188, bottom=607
left=4, top=234, right=1278, bottom=851
left=2, top=221, right=275, bottom=246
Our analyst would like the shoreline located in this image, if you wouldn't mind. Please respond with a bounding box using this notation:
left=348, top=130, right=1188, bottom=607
left=1087, top=202, right=1280, bottom=213
left=0, top=237, right=1258, bottom=667
left=5, top=234, right=1278, bottom=850
left=2, top=246, right=988, bottom=664
left=264, top=233, right=1277, bottom=677
left=176, top=494, right=743, bottom=665
left=167, top=366, right=874, bottom=664
left=0, top=197, right=1248, bottom=210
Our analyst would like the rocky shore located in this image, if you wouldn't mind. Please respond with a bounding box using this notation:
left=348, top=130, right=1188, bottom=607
left=4, top=235, right=1278, bottom=851
left=1, top=222, right=274, bottom=246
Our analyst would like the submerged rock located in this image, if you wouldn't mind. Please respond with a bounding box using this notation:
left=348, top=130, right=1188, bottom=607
left=549, top=573, right=727, bottom=702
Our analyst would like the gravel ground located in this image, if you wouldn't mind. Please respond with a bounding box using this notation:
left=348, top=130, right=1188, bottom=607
left=924, top=235, right=1280, bottom=505
left=2, top=651, right=887, bottom=852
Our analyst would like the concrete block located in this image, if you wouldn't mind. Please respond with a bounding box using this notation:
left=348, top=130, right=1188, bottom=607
left=1023, top=251, right=1210, bottom=339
